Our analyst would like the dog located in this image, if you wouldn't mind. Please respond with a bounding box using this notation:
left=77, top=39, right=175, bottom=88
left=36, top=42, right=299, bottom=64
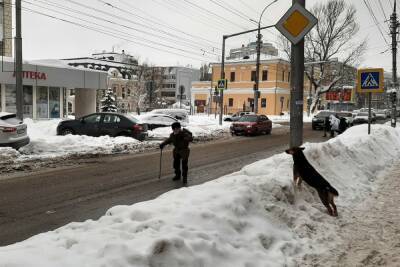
left=285, top=147, right=339, bottom=217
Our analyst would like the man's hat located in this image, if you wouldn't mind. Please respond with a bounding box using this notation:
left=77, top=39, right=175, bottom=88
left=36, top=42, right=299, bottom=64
left=171, top=122, right=181, bottom=129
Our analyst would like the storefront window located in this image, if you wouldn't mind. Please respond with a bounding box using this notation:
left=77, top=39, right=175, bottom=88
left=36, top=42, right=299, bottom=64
left=36, top=86, right=48, bottom=118
left=5, top=84, right=16, bottom=113
left=23, top=86, right=33, bottom=118
left=49, top=87, right=60, bottom=118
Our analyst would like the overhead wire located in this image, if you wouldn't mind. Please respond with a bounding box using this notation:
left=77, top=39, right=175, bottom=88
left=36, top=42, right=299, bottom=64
left=363, top=0, right=390, bottom=46
left=24, top=0, right=219, bottom=58
left=20, top=6, right=217, bottom=62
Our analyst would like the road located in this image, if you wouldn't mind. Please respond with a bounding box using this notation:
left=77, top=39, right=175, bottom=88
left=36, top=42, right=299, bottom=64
left=0, top=125, right=325, bottom=246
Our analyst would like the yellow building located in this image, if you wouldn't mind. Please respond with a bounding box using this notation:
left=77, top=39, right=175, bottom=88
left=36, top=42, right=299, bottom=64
left=192, top=58, right=292, bottom=116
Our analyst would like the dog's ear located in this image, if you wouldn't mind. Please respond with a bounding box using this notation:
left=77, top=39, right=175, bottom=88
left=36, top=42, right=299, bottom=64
left=285, top=148, right=294, bottom=155
left=300, top=147, right=305, bottom=151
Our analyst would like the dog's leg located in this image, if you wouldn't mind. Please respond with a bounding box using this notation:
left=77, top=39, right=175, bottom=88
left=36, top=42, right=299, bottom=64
left=293, top=165, right=302, bottom=189
left=328, top=193, right=338, bottom=217
left=317, top=189, right=334, bottom=216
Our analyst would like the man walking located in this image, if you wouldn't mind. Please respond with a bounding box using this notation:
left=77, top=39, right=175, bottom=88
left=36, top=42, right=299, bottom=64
left=159, top=122, right=193, bottom=185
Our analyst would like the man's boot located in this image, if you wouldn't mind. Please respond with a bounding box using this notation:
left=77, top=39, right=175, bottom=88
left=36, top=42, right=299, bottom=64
left=182, top=176, right=187, bottom=185
left=172, top=175, right=180, bottom=181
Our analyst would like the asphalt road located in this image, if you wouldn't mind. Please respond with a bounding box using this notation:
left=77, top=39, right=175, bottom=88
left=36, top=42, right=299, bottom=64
left=0, top=125, right=326, bottom=246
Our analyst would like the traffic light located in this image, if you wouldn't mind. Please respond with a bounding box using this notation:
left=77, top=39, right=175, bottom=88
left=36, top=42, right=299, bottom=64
left=391, top=91, right=397, bottom=102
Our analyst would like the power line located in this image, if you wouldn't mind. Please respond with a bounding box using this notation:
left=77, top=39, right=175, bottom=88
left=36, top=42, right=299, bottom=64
left=208, top=0, right=256, bottom=25
left=30, top=0, right=219, bottom=57
left=378, top=0, right=389, bottom=24
left=21, top=6, right=217, bottom=62
left=117, top=0, right=221, bottom=49
left=364, top=0, right=390, bottom=45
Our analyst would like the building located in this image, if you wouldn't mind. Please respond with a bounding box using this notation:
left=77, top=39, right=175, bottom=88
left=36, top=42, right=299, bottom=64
left=226, top=42, right=278, bottom=60
left=63, top=50, right=139, bottom=113
left=0, top=0, right=12, bottom=57
left=160, top=67, right=200, bottom=105
left=1, top=58, right=107, bottom=119
left=192, top=56, right=291, bottom=116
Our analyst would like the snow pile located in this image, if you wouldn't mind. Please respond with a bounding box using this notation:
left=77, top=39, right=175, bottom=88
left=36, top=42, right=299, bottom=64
left=149, top=115, right=231, bottom=140
left=1, top=125, right=400, bottom=266
left=268, top=113, right=313, bottom=123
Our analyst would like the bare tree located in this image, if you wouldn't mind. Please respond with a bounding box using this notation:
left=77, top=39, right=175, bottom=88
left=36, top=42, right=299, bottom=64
left=278, top=0, right=367, bottom=113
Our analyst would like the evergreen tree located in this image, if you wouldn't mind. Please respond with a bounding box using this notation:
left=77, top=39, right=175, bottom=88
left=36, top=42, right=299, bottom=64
left=100, top=89, right=118, bottom=112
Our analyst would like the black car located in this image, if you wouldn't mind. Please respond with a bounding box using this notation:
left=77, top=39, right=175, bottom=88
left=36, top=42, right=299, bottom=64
left=57, top=113, right=148, bottom=141
left=312, top=111, right=336, bottom=130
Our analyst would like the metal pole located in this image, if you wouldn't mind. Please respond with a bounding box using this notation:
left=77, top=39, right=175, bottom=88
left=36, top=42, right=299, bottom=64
left=15, top=0, right=23, bottom=120
left=290, top=0, right=305, bottom=148
left=391, top=1, right=398, bottom=127
left=307, top=64, right=314, bottom=117
left=254, top=23, right=261, bottom=114
left=219, top=36, right=226, bottom=126
left=368, top=92, right=371, bottom=135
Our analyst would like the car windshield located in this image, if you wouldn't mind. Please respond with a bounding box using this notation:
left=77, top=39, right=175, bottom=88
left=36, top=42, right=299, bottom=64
left=357, top=112, right=368, bottom=116
left=338, top=112, right=352, bottom=117
left=239, top=115, right=257, bottom=122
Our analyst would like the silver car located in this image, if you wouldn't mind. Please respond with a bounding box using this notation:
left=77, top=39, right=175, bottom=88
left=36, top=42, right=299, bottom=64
left=0, top=112, right=30, bottom=149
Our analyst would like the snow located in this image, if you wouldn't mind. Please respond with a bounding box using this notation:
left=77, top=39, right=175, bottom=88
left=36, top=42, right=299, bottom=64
left=268, top=113, right=313, bottom=123
left=1, top=124, right=400, bottom=266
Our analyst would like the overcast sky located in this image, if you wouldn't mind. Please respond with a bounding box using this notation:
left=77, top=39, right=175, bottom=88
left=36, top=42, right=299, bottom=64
left=17, top=0, right=394, bottom=71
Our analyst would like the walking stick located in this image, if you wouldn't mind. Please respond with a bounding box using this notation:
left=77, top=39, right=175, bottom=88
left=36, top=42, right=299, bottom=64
left=158, top=148, right=163, bottom=179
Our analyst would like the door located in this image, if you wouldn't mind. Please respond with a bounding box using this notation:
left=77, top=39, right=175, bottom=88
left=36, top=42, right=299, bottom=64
left=100, top=114, right=121, bottom=136
left=80, top=113, right=102, bottom=136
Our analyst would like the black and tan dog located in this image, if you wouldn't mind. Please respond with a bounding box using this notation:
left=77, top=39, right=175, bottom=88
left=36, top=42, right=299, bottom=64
left=285, top=147, right=339, bottom=217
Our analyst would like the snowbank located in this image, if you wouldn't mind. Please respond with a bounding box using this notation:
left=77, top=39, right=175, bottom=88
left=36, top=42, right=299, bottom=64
left=1, top=124, right=399, bottom=266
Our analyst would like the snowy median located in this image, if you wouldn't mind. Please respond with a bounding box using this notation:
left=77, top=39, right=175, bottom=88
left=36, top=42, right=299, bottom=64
left=1, top=124, right=399, bottom=266
left=0, top=115, right=233, bottom=164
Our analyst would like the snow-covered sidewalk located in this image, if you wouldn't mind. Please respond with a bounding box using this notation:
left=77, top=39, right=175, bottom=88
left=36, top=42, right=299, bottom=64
left=1, top=124, right=399, bottom=266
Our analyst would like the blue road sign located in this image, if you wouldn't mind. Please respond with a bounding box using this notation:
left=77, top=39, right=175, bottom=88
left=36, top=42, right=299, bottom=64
left=357, top=68, right=384, bottom=93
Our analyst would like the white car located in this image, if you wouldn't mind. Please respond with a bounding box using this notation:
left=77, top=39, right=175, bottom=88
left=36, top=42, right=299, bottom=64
left=0, top=112, right=30, bottom=149
left=149, top=109, right=189, bottom=123
left=136, top=114, right=185, bottom=130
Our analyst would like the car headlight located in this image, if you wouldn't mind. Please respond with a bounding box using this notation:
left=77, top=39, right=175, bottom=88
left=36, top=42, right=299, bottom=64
left=246, top=125, right=252, bottom=128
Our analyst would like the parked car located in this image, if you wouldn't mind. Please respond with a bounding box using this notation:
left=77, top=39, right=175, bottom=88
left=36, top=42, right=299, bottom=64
left=375, top=109, right=387, bottom=120
left=230, top=114, right=272, bottom=136
left=337, top=111, right=354, bottom=126
left=136, top=114, right=182, bottom=130
left=353, top=112, right=376, bottom=125
left=224, top=111, right=255, bottom=122
left=311, top=110, right=336, bottom=130
left=149, top=109, right=189, bottom=123
left=0, top=112, right=30, bottom=149
left=56, top=112, right=148, bottom=141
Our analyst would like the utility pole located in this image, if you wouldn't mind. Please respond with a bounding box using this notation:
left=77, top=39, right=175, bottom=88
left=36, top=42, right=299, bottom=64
left=15, top=0, right=23, bottom=120
left=390, top=0, right=398, bottom=127
left=254, top=25, right=261, bottom=114
left=219, top=36, right=226, bottom=125
left=290, top=0, right=305, bottom=148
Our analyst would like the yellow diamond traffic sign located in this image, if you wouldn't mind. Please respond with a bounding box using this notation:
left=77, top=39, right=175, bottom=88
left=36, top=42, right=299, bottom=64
left=275, top=3, right=317, bottom=44
left=283, top=10, right=309, bottom=37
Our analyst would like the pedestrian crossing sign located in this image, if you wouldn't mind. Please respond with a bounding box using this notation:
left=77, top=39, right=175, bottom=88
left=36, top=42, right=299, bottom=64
left=357, top=68, right=384, bottom=93
left=217, top=79, right=227, bottom=90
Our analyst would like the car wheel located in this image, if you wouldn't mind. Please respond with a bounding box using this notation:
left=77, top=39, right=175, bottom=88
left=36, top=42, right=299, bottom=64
left=266, top=129, right=271, bottom=135
left=61, top=128, right=74, bottom=136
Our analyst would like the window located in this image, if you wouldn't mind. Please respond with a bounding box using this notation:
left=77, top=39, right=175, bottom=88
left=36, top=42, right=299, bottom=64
left=23, top=86, right=33, bottom=118
left=262, top=70, right=268, bottom=81
left=228, top=98, right=234, bottom=107
left=5, top=84, right=16, bottom=113
left=127, top=88, right=131, bottom=96
left=49, top=87, right=60, bottom=118
left=251, top=70, right=256, bottom=81
left=230, top=72, right=235, bottom=82
left=282, top=71, right=285, bottom=81
left=161, top=91, right=176, bottom=97
left=261, top=98, right=266, bottom=108
left=36, top=86, right=48, bottom=118
left=103, top=114, right=120, bottom=124
left=83, top=114, right=101, bottom=123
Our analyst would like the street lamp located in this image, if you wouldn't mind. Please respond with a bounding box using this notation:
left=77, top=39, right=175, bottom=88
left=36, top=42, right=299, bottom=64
left=252, top=0, right=279, bottom=114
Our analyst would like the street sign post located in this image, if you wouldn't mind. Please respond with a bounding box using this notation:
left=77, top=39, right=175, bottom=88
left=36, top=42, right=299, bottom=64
left=277, top=0, right=317, bottom=148
left=357, top=68, right=384, bottom=134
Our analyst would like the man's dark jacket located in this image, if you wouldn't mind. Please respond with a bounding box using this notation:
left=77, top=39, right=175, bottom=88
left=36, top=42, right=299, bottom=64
left=161, top=128, right=193, bottom=159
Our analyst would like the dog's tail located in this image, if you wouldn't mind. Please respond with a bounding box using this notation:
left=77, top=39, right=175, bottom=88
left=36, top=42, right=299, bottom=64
left=327, top=186, right=339, bottom=197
